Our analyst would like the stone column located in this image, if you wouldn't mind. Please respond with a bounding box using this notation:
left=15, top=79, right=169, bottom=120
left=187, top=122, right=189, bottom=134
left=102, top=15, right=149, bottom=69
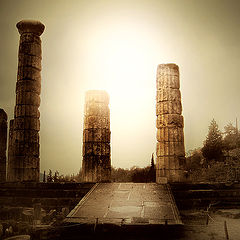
left=82, top=90, right=111, bottom=182
left=7, top=119, right=14, bottom=181
left=156, top=64, right=186, bottom=183
left=0, top=109, right=7, bottom=182
left=7, top=20, right=45, bottom=182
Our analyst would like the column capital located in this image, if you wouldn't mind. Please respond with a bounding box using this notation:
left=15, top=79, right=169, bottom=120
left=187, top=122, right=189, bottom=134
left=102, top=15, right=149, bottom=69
left=157, top=63, right=179, bottom=71
left=16, top=20, right=45, bottom=36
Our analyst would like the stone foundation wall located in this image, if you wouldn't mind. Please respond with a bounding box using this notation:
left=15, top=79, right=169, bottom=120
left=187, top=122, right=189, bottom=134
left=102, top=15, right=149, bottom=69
left=0, top=182, right=95, bottom=211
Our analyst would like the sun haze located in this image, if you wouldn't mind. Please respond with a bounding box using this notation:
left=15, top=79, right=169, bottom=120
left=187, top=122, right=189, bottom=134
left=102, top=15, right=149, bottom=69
left=0, top=0, right=240, bottom=174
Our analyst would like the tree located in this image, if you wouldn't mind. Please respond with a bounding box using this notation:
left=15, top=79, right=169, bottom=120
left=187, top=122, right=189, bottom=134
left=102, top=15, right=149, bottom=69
left=43, top=170, right=46, bottom=183
left=47, top=169, right=53, bottom=182
left=131, top=167, right=150, bottom=182
left=111, top=167, right=132, bottom=182
left=148, top=153, right=156, bottom=182
left=186, top=148, right=204, bottom=171
left=223, top=123, right=240, bottom=150
left=202, top=119, right=223, bottom=162
left=53, top=171, right=59, bottom=182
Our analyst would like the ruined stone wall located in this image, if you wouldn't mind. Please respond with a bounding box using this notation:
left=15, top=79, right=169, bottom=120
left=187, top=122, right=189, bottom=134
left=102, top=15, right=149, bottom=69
left=82, top=90, right=111, bottom=182
left=156, top=64, right=186, bottom=183
left=7, top=20, right=44, bottom=182
left=0, top=109, right=7, bottom=182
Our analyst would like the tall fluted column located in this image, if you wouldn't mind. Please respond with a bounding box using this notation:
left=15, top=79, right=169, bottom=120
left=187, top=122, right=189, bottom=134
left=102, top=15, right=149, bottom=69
left=7, top=20, right=44, bottom=182
left=156, top=64, right=186, bottom=183
left=82, top=90, right=111, bottom=182
left=0, top=109, right=7, bottom=182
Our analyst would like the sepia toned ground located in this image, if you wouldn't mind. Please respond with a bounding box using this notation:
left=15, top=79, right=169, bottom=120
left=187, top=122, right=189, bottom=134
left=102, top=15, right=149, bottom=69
left=179, top=209, right=240, bottom=240
left=1, top=182, right=240, bottom=239
left=1, top=207, right=240, bottom=240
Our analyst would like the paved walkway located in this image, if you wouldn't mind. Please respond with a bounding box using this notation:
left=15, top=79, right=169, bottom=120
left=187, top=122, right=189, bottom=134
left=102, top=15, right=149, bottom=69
left=66, top=183, right=182, bottom=226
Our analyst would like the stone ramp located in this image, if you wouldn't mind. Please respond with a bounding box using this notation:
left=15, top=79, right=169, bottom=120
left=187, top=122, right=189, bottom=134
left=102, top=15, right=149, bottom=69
left=65, top=183, right=182, bottom=226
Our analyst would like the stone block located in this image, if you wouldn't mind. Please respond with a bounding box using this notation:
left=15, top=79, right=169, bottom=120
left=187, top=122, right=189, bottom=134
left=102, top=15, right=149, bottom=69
left=84, top=115, right=110, bottom=129
left=16, top=91, right=40, bottom=106
left=17, top=66, right=41, bottom=81
left=156, top=89, right=181, bottom=102
left=86, top=143, right=111, bottom=156
left=101, top=143, right=111, bottom=156
left=18, top=54, right=42, bottom=70
left=157, top=63, right=179, bottom=76
left=156, top=75, right=180, bottom=89
left=156, top=127, right=184, bottom=142
left=16, top=80, right=41, bottom=94
left=156, top=101, right=182, bottom=115
left=10, top=156, right=39, bottom=169
left=156, top=168, right=166, bottom=179
left=157, top=176, right=168, bottom=184
left=82, top=142, right=97, bottom=156
left=20, top=32, right=41, bottom=44
left=156, top=141, right=185, bottom=157
left=83, top=129, right=111, bottom=143
left=13, top=141, right=39, bottom=157
left=10, top=167, right=39, bottom=181
left=156, top=114, right=183, bottom=128
left=84, top=102, right=110, bottom=117
left=19, top=42, right=41, bottom=56
left=14, top=117, right=40, bottom=131
left=14, top=105, right=40, bottom=118
left=13, top=129, right=39, bottom=143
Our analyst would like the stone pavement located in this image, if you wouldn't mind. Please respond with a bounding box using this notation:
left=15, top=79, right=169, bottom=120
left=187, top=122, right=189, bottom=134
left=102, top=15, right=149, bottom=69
left=66, top=183, right=182, bottom=226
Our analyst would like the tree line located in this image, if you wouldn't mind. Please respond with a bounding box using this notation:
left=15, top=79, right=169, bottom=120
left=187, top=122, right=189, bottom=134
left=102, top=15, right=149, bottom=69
left=186, top=119, right=240, bottom=182
left=43, top=119, right=239, bottom=183
left=43, top=154, right=156, bottom=183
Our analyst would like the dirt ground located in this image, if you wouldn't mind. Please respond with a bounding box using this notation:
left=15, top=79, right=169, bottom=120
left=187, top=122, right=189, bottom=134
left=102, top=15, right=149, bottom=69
left=179, top=209, right=240, bottom=240
left=1, top=209, right=240, bottom=240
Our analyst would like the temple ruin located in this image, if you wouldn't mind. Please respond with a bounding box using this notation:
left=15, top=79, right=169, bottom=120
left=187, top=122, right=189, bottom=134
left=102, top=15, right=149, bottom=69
left=0, top=109, right=7, bottom=182
left=3, top=20, right=188, bottom=184
left=156, top=64, right=186, bottom=183
left=82, top=90, right=111, bottom=182
left=7, top=20, right=45, bottom=182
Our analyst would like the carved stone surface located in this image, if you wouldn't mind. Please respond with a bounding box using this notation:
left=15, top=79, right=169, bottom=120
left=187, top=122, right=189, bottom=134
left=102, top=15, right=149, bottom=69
left=82, top=90, right=111, bottom=182
left=7, top=20, right=44, bottom=182
left=0, top=109, right=7, bottom=182
left=156, top=64, right=186, bottom=183
left=7, top=119, right=14, bottom=181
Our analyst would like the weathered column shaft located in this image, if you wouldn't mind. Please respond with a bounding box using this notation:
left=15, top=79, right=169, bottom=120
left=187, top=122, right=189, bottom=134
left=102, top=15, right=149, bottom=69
left=156, top=64, right=186, bottom=183
left=82, top=90, right=111, bottom=182
left=7, top=119, right=14, bottom=181
left=0, top=109, right=7, bottom=182
left=7, top=20, right=44, bottom=182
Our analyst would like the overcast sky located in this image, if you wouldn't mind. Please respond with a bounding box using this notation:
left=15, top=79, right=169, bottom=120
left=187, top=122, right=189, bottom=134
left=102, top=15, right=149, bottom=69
left=0, top=0, right=240, bottom=175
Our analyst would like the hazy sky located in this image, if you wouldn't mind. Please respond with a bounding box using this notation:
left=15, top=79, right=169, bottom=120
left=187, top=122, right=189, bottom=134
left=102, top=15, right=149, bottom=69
left=0, top=0, right=240, bottom=175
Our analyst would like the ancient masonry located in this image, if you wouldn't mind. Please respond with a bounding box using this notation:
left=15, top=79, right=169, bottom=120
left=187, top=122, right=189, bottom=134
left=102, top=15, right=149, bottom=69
left=0, top=109, right=7, bottom=182
left=156, top=64, right=186, bottom=183
left=82, top=90, right=111, bottom=182
left=7, top=20, right=45, bottom=182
